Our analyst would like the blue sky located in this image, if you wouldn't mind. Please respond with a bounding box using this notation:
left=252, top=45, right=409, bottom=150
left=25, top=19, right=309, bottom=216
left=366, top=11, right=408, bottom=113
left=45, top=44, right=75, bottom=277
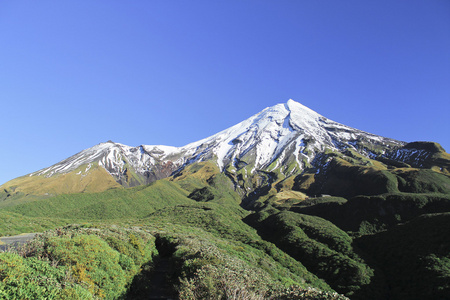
left=1, top=1, right=449, bottom=184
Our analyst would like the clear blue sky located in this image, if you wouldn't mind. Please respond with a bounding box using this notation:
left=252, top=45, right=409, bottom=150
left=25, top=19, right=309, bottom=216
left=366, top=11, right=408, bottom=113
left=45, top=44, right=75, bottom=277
left=1, top=1, right=449, bottom=184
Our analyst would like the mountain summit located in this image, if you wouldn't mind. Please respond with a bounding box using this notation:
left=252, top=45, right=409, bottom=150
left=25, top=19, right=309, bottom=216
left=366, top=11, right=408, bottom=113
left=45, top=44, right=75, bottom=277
left=2, top=99, right=448, bottom=198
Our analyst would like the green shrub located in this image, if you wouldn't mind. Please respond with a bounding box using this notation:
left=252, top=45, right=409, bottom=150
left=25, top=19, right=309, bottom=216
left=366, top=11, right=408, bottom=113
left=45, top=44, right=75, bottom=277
left=1, top=225, right=157, bottom=299
left=0, top=252, right=93, bottom=300
left=45, top=234, right=128, bottom=298
left=170, top=233, right=290, bottom=299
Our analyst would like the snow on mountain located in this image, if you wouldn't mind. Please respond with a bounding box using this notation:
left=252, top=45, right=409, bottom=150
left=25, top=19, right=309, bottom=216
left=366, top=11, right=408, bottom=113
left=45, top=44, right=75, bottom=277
left=30, top=100, right=404, bottom=186
left=175, top=99, right=402, bottom=173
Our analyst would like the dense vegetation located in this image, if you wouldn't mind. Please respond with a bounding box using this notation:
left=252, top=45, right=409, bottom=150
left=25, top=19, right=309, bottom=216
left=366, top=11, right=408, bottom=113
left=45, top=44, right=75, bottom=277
left=356, top=213, right=450, bottom=300
left=0, top=222, right=348, bottom=299
left=0, top=225, right=156, bottom=299
left=245, top=209, right=375, bottom=297
left=1, top=146, right=450, bottom=299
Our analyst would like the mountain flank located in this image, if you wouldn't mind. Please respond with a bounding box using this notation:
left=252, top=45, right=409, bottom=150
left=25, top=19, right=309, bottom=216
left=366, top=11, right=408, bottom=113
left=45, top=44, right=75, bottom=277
left=1, top=99, right=449, bottom=299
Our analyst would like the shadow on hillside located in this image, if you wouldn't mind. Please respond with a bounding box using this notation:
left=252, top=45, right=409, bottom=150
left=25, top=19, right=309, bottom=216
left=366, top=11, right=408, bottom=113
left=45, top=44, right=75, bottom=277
left=123, top=237, right=178, bottom=300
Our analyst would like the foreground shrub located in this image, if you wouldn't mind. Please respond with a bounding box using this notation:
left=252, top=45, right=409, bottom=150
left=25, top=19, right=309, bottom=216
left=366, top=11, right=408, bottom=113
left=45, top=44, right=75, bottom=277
left=178, top=257, right=274, bottom=299
left=161, top=230, right=347, bottom=300
left=1, top=225, right=156, bottom=299
left=45, top=234, right=128, bottom=298
left=1, top=222, right=348, bottom=299
left=0, top=252, right=92, bottom=299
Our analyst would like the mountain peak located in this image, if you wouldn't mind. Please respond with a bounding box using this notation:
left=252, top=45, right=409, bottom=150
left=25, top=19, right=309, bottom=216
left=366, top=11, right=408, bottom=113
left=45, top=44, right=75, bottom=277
left=286, top=99, right=322, bottom=117
left=22, top=99, right=405, bottom=193
left=286, top=98, right=309, bottom=110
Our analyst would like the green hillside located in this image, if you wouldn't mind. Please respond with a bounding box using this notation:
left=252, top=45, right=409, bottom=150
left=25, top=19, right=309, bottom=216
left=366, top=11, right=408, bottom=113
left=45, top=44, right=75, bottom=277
left=1, top=146, right=450, bottom=299
left=3, top=179, right=193, bottom=221
left=356, top=213, right=450, bottom=299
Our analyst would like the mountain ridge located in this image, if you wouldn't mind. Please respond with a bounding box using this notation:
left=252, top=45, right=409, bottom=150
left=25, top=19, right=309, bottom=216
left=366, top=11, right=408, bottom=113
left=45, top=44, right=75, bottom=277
left=2, top=99, right=448, bottom=201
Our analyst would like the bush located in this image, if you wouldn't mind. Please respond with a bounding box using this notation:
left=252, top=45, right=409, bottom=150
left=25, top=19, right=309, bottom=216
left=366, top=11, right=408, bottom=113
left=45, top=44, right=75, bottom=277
left=0, top=252, right=93, bottom=299
left=45, top=234, right=128, bottom=298
left=1, top=225, right=157, bottom=299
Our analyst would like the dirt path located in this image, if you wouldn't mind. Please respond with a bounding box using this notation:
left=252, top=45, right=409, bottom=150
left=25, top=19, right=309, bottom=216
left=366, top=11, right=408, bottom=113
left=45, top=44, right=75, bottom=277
left=125, top=256, right=177, bottom=300
left=146, top=257, right=175, bottom=299
left=0, top=233, right=37, bottom=252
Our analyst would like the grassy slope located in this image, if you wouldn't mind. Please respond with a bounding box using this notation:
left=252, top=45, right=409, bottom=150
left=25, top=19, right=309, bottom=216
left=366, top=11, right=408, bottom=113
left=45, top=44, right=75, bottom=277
left=4, top=179, right=194, bottom=221
left=245, top=207, right=378, bottom=298
left=0, top=163, right=122, bottom=203
left=144, top=204, right=333, bottom=292
left=356, top=213, right=450, bottom=300
left=243, top=149, right=450, bottom=299
left=0, top=210, right=68, bottom=236
left=289, top=192, right=450, bottom=234
left=0, top=162, right=230, bottom=235
left=1, top=150, right=449, bottom=299
left=282, top=149, right=450, bottom=234
left=0, top=223, right=349, bottom=299
left=0, top=160, right=342, bottom=298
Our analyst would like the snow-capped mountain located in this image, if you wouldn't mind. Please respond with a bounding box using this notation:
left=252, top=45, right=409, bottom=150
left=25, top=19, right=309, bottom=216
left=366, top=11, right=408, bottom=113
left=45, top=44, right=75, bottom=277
left=30, top=142, right=183, bottom=187
left=28, top=99, right=404, bottom=191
